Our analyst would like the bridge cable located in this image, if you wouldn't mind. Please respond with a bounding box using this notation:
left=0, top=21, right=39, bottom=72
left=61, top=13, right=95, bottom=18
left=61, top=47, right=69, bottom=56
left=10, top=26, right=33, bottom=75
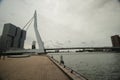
left=26, top=19, right=33, bottom=31
left=22, top=16, right=34, bottom=30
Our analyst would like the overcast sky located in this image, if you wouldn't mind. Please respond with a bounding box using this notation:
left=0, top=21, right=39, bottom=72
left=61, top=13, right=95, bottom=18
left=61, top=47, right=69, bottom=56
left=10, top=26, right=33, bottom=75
left=0, top=0, right=120, bottom=49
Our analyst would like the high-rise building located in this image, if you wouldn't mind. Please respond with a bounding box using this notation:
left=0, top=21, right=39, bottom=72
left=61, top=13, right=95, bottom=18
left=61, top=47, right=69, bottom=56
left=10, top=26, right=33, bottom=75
left=0, top=23, right=26, bottom=51
left=19, top=30, right=26, bottom=48
left=111, top=35, right=120, bottom=47
left=32, top=41, right=36, bottom=49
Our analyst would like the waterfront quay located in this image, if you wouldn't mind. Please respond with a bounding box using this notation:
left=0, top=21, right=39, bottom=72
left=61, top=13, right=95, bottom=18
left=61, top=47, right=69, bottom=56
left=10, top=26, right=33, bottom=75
left=0, top=55, right=86, bottom=80
left=0, top=55, right=70, bottom=80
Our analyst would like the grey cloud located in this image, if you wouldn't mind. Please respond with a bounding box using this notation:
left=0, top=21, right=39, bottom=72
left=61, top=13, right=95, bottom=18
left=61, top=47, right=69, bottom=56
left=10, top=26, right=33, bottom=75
left=0, top=0, right=2, bottom=4
left=20, top=0, right=32, bottom=6
left=55, top=41, right=63, bottom=46
left=81, top=42, right=86, bottom=44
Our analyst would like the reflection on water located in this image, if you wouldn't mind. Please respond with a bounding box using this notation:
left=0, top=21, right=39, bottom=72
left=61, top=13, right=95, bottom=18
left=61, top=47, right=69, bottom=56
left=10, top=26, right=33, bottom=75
left=48, top=52, right=120, bottom=80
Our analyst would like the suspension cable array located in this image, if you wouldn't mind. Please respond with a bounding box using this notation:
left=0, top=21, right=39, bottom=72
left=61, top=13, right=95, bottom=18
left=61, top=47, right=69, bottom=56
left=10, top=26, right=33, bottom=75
left=22, top=16, right=34, bottom=31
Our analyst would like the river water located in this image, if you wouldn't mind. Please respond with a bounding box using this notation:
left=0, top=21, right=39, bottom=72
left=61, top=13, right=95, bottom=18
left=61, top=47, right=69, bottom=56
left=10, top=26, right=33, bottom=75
left=48, top=52, right=120, bottom=80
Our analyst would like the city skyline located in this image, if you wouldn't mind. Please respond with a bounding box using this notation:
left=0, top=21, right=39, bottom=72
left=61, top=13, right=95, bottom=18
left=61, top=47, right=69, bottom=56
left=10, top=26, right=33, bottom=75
left=0, top=0, right=120, bottom=49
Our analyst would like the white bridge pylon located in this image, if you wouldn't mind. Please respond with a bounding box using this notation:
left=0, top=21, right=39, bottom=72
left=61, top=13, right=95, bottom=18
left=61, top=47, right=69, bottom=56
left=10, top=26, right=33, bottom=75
left=34, top=11, right=45, bottom=53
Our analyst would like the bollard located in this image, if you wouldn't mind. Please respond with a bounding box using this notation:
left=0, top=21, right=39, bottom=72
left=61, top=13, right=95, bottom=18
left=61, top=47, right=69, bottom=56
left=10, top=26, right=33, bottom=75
left=60, top=55, right=64, bottom=64
left=71, top=70, right=73, bottom=73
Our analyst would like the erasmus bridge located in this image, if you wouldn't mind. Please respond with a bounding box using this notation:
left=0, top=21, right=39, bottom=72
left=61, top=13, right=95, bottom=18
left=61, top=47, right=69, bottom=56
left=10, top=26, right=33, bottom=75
left=4, top=11, right=120, bottom=54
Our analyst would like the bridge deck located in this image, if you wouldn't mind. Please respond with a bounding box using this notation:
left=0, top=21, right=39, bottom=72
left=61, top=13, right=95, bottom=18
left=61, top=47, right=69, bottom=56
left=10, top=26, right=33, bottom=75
left=0, top=55, right=70, bottom=80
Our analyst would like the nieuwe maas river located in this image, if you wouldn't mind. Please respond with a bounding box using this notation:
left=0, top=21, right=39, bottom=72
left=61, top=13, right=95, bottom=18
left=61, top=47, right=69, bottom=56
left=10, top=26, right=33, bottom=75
left=48, top=52, right=120, bottom=80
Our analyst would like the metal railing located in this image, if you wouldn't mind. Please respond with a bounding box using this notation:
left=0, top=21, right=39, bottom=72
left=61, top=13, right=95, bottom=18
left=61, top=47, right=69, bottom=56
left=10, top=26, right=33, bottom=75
left=48, top=55, right=88, bottom=80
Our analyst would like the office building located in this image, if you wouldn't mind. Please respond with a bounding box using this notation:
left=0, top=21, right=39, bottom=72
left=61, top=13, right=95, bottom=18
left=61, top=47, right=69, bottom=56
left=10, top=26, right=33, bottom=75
left=0, top=23, right=26, bottom=51
left=111, top=35, right=120, bottom=47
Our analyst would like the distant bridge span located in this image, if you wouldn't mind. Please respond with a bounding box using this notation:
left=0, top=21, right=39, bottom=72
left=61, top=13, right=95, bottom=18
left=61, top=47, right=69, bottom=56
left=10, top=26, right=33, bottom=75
left=3, top=47, right=120, bottom=54
left=45, top=47, right=120, bottom=50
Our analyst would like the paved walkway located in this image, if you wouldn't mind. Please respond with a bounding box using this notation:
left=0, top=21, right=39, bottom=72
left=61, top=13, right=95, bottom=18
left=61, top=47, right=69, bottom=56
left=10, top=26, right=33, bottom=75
left=0, top=56, right=70, bottom=80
